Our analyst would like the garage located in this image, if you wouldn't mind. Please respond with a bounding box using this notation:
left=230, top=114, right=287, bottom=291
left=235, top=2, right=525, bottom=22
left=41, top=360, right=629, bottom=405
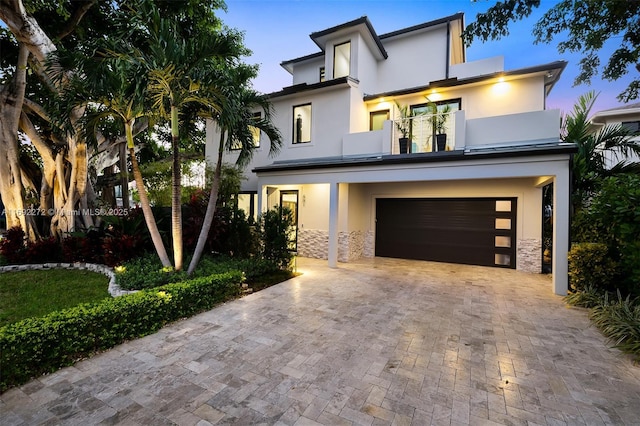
left=375, top=197, right=517, bottom=268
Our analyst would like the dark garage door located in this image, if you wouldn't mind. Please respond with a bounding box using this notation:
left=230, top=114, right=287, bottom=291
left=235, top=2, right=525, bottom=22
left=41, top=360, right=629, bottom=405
left=375, top=198, right=516, bottom=268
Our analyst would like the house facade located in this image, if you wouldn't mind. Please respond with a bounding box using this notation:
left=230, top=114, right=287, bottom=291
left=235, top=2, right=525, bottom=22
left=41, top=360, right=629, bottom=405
left=206, top=14, right=574, bottom=295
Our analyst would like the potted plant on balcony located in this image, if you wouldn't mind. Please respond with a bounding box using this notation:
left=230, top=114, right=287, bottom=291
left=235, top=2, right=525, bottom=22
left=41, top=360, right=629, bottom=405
left=427, top=102, right=452, bottom=152
left=394, top=101, right=411, bottom=154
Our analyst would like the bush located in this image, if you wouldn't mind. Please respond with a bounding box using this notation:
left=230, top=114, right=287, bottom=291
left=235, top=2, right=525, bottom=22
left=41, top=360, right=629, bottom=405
left=0, top=227, right=25, bottom=264
left=589, top=292, right=640, bottom=358
left=0, top=271, right=243, bottom=392
left=572, top=174, right=640, bottom=295
left=62, top=231, right=104, bottom=264
left=115, top=254, right=180, bottom=290
left=260, top=206, right=294, bottom=270
left=568, top=242, right=619, bottom=293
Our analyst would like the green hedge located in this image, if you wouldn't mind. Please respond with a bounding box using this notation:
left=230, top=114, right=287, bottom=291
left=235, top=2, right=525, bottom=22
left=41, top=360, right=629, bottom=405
left=0, top=271, right=243, bottom=393
left=568, top=242, right=619, bottom=293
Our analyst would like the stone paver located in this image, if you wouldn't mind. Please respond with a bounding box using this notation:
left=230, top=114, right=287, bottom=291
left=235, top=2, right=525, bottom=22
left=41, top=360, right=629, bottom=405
left=2, top=257, right=640, bottom=425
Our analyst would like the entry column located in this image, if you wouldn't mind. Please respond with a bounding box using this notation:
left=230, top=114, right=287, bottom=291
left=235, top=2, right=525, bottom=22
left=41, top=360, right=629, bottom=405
left=328, top=181, right=339, bottom=268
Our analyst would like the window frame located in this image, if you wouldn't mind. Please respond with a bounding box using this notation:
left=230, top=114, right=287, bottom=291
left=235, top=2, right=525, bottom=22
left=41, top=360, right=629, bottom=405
left=369, top=110, right=390, bottom=131
left=333, top=41, right=351, bottom=79
left=292, top=103, right=312, bottom=144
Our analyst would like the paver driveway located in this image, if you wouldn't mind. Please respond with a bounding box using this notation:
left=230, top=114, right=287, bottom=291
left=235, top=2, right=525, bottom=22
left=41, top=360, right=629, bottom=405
left=2, top=257, right=640, bottom=425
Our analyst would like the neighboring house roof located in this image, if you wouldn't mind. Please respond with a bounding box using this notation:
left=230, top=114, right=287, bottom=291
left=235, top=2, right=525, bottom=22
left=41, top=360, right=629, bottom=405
left=591, top=102, right=640, bottom=125
left=363, top=60, right=567, bottom=101
left=252, top=143, right=576, bottom=174
left=280, top=13, right=464, bottom=74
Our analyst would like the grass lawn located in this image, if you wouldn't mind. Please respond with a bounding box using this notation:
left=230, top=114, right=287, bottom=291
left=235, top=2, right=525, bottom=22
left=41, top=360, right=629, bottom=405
left=0, top=269, right=110, bottom=327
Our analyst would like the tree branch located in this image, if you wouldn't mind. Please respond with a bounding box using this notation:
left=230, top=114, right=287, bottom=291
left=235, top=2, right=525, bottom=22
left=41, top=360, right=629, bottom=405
left=57, top=0, right=98, bottom=40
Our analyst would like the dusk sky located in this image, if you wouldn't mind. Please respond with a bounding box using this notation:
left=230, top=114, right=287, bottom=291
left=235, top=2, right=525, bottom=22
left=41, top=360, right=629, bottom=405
left=221, top=0, right=631, bottom=115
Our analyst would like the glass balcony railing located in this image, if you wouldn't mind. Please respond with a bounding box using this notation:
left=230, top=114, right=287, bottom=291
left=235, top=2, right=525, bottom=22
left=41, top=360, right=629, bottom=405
left=392, top=111, right=456, bottom=154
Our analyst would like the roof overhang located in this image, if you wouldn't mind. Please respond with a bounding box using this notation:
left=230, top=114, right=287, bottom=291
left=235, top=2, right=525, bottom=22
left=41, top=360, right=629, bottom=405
left=267, top=76, right=358, bottom=101
left=253, top=143, right=576, bottom=174
left=310, top=16, right=387, bottom=60
left=363, top=60, right=567, bottom=102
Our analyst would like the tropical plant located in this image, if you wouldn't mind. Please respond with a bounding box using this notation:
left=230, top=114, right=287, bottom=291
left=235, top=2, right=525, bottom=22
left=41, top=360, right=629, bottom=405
left=562, top=91, right=640, bottom=212
left=187, top=66, right=282, bottom=275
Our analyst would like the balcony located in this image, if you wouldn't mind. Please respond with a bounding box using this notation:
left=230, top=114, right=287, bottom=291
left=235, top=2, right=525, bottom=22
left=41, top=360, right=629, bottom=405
left=341, top=109, right=560, bottom=158
left=391, top=111, right=458, bottom=154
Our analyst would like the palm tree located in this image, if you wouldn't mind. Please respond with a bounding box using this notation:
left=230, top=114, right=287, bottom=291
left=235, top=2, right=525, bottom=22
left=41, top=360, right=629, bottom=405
left=54, top=50, right=173, bottom=267
left=138, top=3, right=240, bottom=271
left=187, top=66, right=282, bottom=275
left=563, top=91, right=640, bottom=212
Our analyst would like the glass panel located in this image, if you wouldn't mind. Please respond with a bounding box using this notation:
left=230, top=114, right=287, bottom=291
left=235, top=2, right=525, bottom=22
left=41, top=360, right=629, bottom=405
left=280, top=191, right=298, bottom=251
left=293, top=104, right=312, bottom=144
left=496, top=200, right=511, bottom=212
left=495, top=236, right=511, bottom=248
left=495, top=218, right=511, bottom=229
left=495, top=254, right=510, bottom=266
left=334, top=42, right=350, bottom=78
left=319, top=66, right=325, bottom=82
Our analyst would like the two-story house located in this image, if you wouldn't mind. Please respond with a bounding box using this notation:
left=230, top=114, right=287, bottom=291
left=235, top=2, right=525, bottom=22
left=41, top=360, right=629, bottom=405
left=206, top=14, right=574, bottom=295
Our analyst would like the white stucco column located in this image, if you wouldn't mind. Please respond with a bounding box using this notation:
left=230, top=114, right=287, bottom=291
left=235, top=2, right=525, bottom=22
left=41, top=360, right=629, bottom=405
left=328, top=181, right=339, bottom=268
left=553, top=169, right=570, bottom=295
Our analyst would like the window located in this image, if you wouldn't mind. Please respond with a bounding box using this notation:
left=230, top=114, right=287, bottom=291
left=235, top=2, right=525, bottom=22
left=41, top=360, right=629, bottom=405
left=293, top=104, right=312, bottom=144
left=622, top=121, right=640, bottom=133
left=232, top=111, right=263, bottom=150
left=370, top=110, right=389, bottom=131
left=319, top=67, right=325, bottom=82
left=237, top=192, right=258, bottom=222
left=333, top=41, right=350, bottom=78
left=250, top=111, right=261, bottom=148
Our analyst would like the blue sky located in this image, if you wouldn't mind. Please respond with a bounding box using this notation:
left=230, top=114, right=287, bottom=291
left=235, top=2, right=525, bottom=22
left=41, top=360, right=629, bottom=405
left=221, top=0, right=630, bottom=115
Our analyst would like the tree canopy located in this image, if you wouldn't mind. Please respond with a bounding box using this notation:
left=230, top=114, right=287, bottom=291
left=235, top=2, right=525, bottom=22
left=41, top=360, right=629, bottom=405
left=463, top=0, right=640, bottom=103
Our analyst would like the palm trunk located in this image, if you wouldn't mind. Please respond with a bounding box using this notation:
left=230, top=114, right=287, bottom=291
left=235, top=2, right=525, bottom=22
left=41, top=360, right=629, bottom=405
left=171, top=104, right=183, bottom=271
left=126, top=120, right=172, bottom=268
left=187, top=131, right=225, bottom=275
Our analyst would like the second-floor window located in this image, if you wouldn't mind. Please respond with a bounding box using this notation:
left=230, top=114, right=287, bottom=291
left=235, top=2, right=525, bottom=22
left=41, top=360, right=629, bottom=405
left=333, top=41, right=350, bottom=78
left=250, top=111, right=262, bottom=148
left=370, top=110, right=389, bottom=131
left=319, top=67, right=325, bottom=82
left=293, top=103, right=312, bottom=144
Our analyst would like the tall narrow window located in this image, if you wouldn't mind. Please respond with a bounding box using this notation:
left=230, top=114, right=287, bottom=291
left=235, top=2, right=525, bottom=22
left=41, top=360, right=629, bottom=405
left=319, top=67, right=325, bottom=82
left=333, top=41, right=350, bottom=78
left=370, top=110, right=389, bottom=131
left=250, top=111, right=261, bottom=148
left=293, top=104, right=312, bottom=144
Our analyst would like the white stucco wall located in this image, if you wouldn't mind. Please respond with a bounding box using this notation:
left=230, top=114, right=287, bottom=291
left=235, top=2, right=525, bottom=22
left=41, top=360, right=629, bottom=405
left=377, top=26, right=448, bottom=93
left=292, top=57, right=325, bottom=85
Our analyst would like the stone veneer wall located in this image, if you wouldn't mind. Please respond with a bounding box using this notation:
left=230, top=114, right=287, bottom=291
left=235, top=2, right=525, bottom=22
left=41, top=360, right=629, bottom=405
left=338, top=231, right=364, bottom=262
left=297, top=229, right=367, bottom=262
left=517, top=238, right=542, bottom=273
left=363, top=230, right=375, bottom=258
left=297, top=229, right=329, bottom=259
left=0, top=262, right=135, bottom=297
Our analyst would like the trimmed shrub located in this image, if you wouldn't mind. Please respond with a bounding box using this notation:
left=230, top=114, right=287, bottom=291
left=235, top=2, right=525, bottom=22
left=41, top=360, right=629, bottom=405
left=568, top=242, right=619, bottom=293
left=260, top=207, right=294, bottom=270
left=0, top=271, right=242, bottom=392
